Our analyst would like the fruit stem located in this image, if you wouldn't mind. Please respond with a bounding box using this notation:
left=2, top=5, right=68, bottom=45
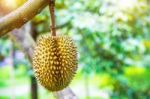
left=49, top=0, right=56, bottom=36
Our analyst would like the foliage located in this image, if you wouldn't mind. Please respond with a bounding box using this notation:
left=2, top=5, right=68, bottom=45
left=0, top=0, right=150, bottom=98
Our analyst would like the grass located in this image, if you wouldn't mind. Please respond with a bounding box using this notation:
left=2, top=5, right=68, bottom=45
left=0, top=65, right=30, bottom=88
left=0, top=94, right=30, bottom=99
left=0, top=75, right=30, bottom=88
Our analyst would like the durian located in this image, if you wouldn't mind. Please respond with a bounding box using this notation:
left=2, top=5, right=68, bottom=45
left=32, top=34, right=77, bottom=91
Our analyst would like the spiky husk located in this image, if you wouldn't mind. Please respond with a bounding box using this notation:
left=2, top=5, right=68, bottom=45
left=32, top=34, right=77, bottom=91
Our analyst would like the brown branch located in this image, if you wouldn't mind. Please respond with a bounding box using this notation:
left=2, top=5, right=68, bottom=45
left=0, top=0, right=49, bottom=37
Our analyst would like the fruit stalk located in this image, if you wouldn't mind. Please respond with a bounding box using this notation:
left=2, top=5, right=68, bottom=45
left=49, top=0, right=56, bottom=36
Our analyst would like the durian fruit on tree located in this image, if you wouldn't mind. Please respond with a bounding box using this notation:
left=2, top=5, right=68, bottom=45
left=32, top=34, right=78, bottom=91
left=32, top=0, right=78, bottom=91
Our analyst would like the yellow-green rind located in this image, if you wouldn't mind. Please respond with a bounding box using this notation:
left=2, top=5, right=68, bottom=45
left=32, top=34, right=77, bottom=91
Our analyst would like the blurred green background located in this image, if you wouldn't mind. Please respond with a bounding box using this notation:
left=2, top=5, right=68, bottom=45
left=0, top=0, right=150, bottom=99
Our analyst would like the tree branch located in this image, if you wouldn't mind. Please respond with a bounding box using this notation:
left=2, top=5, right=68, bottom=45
left=0, top=0, right=49, bottom=37
left=54, top=87, right=77, bottom=99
